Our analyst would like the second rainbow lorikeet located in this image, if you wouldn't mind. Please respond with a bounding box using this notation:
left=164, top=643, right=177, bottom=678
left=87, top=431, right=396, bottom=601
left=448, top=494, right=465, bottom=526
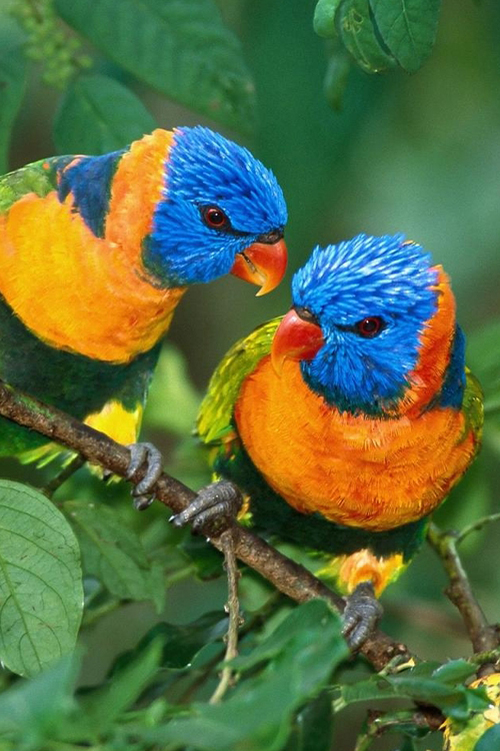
left=0, top=126, right=287, bottom=503
left=175, top=233, right=483, bottom=647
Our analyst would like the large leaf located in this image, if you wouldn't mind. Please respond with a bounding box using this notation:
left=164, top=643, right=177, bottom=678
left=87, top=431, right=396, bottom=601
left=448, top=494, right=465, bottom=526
left=0, top=481, right=83, bottom=677
left=338, top=0, right=396, bottom=74
left=55, top=0, right=256, bottom=133
left=369, top=0, right=441, bottom=73
left=64, top=500, right=164, bottom=611
left=137, top=601, right=349, bottom=751
left=0, top=15, right=27, bottom=173
left=53, top=74, right=157, bottom=155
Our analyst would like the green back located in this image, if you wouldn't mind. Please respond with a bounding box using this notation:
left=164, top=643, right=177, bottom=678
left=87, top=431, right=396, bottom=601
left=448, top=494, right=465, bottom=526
left=197, top=317, right=281, bottom=445
left=462, top=367, right=484, bottom=451
left=0, top=155, right=73, bottom=213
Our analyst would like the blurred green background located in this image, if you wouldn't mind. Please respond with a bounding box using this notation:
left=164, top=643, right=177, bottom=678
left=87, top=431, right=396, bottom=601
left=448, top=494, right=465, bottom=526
left=2, top=1, right=500, bottom=747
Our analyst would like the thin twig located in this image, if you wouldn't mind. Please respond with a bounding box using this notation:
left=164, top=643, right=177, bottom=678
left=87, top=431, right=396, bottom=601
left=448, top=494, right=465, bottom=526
left=43, top=454, right=85, bottom=498
left=427, top=523, right=499, bottom=658
left=0, top=379, right=411, bottom=671
left=210, top=530, right=241, bottom=704
left=456, top=512, right=500, bottom=545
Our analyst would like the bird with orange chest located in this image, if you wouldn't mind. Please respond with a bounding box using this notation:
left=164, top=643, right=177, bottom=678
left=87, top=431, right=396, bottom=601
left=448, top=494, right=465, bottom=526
left=0, top=125, right=287, bottom=505
left=173, top=233, right=483, bottom=648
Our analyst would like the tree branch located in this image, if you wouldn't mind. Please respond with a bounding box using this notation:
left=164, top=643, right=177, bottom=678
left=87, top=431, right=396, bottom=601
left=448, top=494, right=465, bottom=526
left=0, top=379, right=411, bottom=671
left=427, top=523, right=499, bottom=660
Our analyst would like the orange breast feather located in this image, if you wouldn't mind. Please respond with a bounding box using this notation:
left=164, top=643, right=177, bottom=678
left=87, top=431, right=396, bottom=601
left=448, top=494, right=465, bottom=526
left=0, top=130, right=185, bottom=364
left=235, top=357, right=476, bottom=531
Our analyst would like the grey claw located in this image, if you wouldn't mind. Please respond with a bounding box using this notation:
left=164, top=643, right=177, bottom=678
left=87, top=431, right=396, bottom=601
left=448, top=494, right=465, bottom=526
left=342, top=582, right=383, bottom=651
left=126, top=442, right=163, bottom=510
left=170, top=480, right=243, bottom=534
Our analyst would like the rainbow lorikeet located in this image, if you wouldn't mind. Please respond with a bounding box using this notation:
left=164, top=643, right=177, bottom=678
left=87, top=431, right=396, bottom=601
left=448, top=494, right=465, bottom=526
left=0, top=126, right=287, bottom=502
left=177, top=233, right=483, bottom=647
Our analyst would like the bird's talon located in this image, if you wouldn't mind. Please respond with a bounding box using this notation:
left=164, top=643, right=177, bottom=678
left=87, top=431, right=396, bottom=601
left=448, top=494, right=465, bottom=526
left=170, top=480, right=243, bottom=534
left=133, top=494, right=155, bottom=511
left=342, top=582, right=383, bottom=651
left=126, top=442, right=164, bottom=507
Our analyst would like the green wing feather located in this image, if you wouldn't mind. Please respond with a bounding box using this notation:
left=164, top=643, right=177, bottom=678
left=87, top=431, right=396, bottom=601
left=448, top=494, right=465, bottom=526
left=462, top=366, right=484, bottom=452
left=197, top=317, right=282, bottom=446
left=0, top=156, right=72, bottom=213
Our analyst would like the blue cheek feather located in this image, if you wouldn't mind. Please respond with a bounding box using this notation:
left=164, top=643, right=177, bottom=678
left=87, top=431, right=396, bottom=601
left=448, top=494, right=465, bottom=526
left=293, top=234, right=441, bottom=415
left=143, top=198, right=251, bottom=286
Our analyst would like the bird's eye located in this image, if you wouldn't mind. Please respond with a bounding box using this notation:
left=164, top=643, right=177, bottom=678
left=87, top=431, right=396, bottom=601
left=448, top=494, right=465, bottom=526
left=201, top=206, right=230, bottom=230
left=354, top=317, right=385, bottom=338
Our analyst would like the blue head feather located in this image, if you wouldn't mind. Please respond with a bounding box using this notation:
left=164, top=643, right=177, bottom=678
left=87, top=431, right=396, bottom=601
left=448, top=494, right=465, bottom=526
left=143, top=126, right=287, bottom=285
left=292, top=234, right=440, bottom=414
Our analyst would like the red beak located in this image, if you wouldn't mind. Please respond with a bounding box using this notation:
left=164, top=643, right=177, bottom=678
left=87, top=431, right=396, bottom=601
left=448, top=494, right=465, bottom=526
left=230, top=237, right=287, bottom=296
left=271, top=308, right=324, bottom=376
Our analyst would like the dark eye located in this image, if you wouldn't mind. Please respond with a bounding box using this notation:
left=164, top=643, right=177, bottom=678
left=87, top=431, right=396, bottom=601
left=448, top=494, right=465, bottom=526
left=201, top=206, right=230, bottom=230
left=354, top=317, right=385, bottom=338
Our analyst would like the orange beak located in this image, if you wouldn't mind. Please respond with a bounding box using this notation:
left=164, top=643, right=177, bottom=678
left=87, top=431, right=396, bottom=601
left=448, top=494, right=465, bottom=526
left=271, top=308, right=324, bottom=376
left=230, top=236, right=287, bottom=296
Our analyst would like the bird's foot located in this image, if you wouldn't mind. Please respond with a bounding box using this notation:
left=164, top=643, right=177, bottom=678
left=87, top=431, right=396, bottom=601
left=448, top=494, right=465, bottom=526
left=126, top=442, right=163, bottom=510
left=342, top=582, right=383, bottom=651
left=170, top=480, right=243, bottom=536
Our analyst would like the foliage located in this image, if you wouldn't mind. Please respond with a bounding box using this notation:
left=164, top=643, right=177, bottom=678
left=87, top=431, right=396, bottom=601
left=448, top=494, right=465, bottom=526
left=0, top=1, right=500, bottom=750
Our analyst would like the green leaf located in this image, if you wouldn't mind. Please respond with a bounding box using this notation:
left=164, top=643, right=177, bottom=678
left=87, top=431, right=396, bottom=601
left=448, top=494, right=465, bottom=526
left=76, top=639, right=162, bottom=736
left=474, top=724, right=500, bottom=751
left=338, top=0, right=397, bottom=74
left=138, top=601, right=349, bottom=751
left=285, top=691, right=334, bottom=751
left=53, top=73, right=157, bottom=155
left=385, top=675, right=489, bottom=721
left=369, top=0, right=441, bottom=73
left=0, top=653, right=78, bottom=741
left=0, top=15, right=27, bottom=173
left=55, top=0, right=256, bottom=133
left=232, top=600, right=344, bottom=672
left=337, top=662, right=489, bottom=721
left=64, top=500, right=164, bottom=611
left=112, top=613, right=228, bottom=673
left=0, top=481, right=83, bottom=677
left=431, top=660, right=477, bottom=684
left=336, top=676, right=397, bottom=707
left=313, top=0, right=342, bottom=38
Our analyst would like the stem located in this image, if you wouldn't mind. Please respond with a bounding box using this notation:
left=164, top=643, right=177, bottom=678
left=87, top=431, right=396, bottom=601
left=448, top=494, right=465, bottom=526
left=427, top=523, right=499, bottom=656
left=456, top=512, right=500, bottom=544
left=210, top=530, right=241, bottom=704
left=0, top=379, right=411, bottom=671
left=43, top=454, right=85, bottom=498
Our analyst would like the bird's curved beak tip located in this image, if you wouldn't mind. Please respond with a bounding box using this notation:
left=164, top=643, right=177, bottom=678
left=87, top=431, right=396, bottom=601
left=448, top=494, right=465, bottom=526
left=230, top=237, right=288, bottom=296
left=271, top=308, right=324, bottom=376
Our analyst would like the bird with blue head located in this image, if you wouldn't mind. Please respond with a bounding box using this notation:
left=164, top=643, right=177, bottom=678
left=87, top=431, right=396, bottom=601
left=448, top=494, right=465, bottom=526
left=0, top=125, right=288, bottom=502
left=180, top=232, right=482, bottom=648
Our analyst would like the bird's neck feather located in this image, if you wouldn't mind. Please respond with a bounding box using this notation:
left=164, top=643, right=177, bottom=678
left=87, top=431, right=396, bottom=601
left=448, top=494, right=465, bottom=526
left=398, top=266, right=457, bottom=416
left=105, top=128, right=174, bottom=264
